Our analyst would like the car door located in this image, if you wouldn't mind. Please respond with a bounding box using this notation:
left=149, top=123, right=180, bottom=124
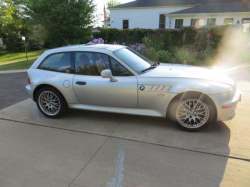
left=73, top=52, right=138, bottom=108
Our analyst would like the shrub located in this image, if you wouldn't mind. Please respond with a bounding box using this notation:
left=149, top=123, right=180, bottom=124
left=208, top=25, right=232, bottom=49
left=93, top=28, right=146, bottom=44
left=94, top=26, right=235, bottom=53
left=194, top=28, right=210, bottom=52
left=156, top=50, right=171, bottom=63
left=196, top=49, right=217, bottom=65
left=163, top=30, right=183, bottom=50
left=91, top=26, right=241, bottom=66
left=140, top=48, right=157, bottom=61
left=129, top=43, right=157, bottom=61
left=171, top=47, right=196, bottom=65
left=182, top=27, right=198, bottom=45
left=3, top=35, right=24, bottom=52
left=142, top=36, right=153, bottom=48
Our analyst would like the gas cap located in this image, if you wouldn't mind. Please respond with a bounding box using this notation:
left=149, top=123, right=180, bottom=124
left=63, top=80, right=70, bottom=88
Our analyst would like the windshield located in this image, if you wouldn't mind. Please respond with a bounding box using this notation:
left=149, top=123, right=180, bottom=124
left=113, top=47, right=154, bottom=73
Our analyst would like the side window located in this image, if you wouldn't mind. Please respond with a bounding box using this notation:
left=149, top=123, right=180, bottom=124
left=39, top=53, right=72, bottom=73
left=110, top=57, right=133, bottom=76
left=75, top=52, right=110, bottom=76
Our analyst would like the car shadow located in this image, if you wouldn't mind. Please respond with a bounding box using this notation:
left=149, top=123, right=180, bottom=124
left=0, top=99, right=232, bottom=187
left=118, top=115, right=231, bottom=187
left=66, top=110, right=231, bottom=186
left=66, top=109, right=231, bottom=186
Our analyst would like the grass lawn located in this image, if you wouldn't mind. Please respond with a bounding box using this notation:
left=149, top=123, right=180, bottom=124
left=0, top=49, right=47, bottom=71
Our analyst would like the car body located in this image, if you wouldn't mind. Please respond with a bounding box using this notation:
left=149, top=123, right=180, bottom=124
left=26, top=44, right=241, bottom=131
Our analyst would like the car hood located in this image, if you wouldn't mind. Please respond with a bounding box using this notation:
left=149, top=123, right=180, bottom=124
left=139, top=63, right=235, bottom=87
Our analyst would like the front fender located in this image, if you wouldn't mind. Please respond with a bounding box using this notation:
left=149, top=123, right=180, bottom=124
left=169, top=78, right=233, bottom=95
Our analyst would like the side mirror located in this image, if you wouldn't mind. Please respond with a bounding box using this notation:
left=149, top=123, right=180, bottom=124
left=101, top=69, right=118, bottom=82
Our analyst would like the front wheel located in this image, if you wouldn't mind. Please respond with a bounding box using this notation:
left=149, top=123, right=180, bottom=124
left=169, top=94, right=216, bottom=132
left=36, top=87, right=68, bottom=118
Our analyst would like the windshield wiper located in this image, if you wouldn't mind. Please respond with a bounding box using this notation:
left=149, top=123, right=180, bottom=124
left=141, top=62, right=160, bottom=73
left=153, top=62, right=160, bottom=66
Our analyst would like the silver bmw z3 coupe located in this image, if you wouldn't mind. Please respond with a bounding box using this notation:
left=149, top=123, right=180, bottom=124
left=26, top=44, right=241, bottom=131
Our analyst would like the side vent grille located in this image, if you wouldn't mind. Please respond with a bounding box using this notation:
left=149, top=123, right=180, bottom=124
left=139, top=85, right=171, bottom=92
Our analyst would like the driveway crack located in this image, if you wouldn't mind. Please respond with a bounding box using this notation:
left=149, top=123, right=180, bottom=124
left=67, top=116, right=125, bottom=187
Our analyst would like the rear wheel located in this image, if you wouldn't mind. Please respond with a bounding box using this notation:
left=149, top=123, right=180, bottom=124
left=169, top=93, right=215, bottom=132
left=35, top=87, right=68, bottom=118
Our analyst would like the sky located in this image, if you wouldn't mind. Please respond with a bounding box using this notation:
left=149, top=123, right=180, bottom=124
left=93, top=0, right=135, bottom=26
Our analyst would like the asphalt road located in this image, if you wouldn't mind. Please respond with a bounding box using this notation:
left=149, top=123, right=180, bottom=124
left=0, top=72, right=28, bottom=110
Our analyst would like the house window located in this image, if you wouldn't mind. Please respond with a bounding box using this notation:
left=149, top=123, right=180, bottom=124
left=159, top=14, right=166, bottom=29
left=123, top=20, right=129, bottom=29
left=242, top=18, right=250, bottom=32
left=175, top=19, right=183, bottom=29
left=224, top=18, right=234, bottom=25
left=191, top=19, right=199, bottom=26
left=207, top=18, right=216, bottom=26
left=242, top=18, right=250, bottom=25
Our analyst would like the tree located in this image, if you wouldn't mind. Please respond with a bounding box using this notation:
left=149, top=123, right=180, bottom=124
left=28, top=0, right=96, bottom=47
left=106, top=0, right=120, bottom=21
left=0, top=0, right=29, bottom=51
left=107, top=0, right=120, bottom=8
left=0, top=0, right=16, bottom=25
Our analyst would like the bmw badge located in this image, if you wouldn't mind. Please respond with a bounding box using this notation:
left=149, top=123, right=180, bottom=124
left=140, top=85, right=145, bottom=91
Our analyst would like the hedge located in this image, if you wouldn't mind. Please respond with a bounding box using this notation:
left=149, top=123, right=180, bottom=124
left=93, top=25, right=239, bottom=52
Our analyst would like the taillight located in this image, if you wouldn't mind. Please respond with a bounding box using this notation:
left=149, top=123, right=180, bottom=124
left=28, top=77, right=31, bottom=84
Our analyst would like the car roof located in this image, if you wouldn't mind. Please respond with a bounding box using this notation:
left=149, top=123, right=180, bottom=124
left=45, top=44, right=125, bottom=53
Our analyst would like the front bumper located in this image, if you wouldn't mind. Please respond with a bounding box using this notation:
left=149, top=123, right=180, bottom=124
left=211, top=89, right=241, bottom=121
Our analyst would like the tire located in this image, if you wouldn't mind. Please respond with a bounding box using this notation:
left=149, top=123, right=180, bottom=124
left=35, top=86, right=68, bottom=118
left=168, top=93, right=216, bottom=132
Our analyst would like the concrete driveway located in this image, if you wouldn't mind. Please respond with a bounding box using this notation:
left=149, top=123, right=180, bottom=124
left=0, top=71, right=249, bottom=187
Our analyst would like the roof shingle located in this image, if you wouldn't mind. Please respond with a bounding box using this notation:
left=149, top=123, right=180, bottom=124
left=169, top=1, right=250, bottom=14
left=110, top=0, right=248, bottom=9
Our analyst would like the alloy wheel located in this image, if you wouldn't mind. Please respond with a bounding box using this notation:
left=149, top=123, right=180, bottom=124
left=176, top=99, right=209, bottom=129
left=38, top=91, right=61, bottom=116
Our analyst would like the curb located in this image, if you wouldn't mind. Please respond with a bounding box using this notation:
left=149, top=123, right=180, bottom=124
left=0, top=69, right=28, bottom=74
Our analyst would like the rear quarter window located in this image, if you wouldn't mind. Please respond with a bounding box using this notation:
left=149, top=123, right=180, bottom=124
left=38, top=53, right=72, bottom=73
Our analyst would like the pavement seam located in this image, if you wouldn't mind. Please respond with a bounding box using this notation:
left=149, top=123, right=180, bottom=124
left=67, top=136, right=110, bottom=187
left=0, top=117, right=108, bottom=137
left=67, top=116, right=125, bottom=187
left=109, top=116, right=125, bottom=137
left=111, top=136, right=250, bottom=162
left=0, top=117, right=250, bottom=163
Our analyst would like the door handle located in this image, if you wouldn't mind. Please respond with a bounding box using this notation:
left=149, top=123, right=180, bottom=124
left=76, top=81, right=86, bottom=86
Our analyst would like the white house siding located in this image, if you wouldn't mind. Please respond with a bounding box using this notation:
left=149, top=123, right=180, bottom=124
left=110, top=6, right=194, bottom=29
left=170, top=13, right=250, bottom=29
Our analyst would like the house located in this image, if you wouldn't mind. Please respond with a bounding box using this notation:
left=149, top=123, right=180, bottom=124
left=108, top=0, right=250, bottom=30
